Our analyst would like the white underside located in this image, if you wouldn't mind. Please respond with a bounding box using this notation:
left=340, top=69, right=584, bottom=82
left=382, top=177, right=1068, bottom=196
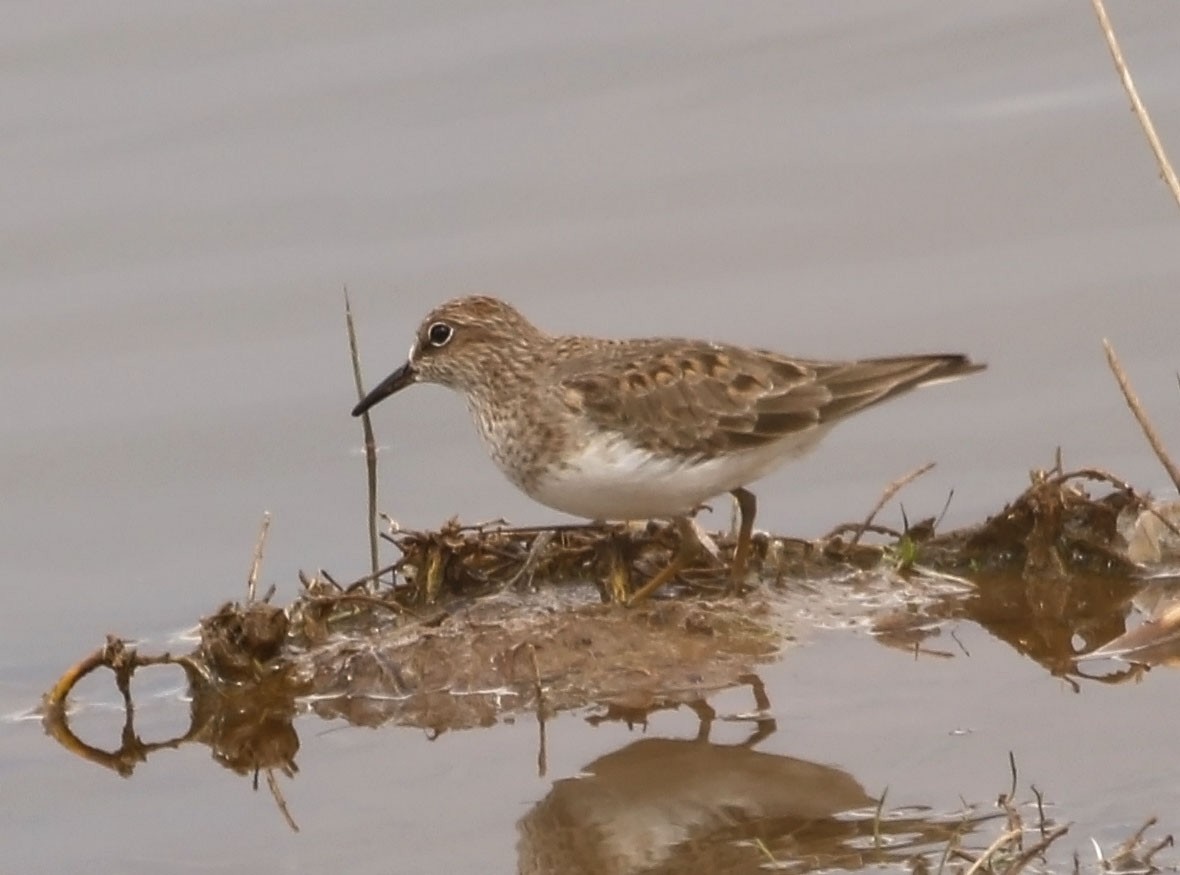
left=528, top=427, right=830, bottom=521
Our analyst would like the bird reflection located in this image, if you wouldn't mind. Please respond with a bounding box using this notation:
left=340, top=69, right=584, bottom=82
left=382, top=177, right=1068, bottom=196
left=517, top=675, right=941, bottom=875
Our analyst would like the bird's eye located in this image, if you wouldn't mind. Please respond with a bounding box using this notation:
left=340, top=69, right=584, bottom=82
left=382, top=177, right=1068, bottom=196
left=426, top=322, right=453, bottom=347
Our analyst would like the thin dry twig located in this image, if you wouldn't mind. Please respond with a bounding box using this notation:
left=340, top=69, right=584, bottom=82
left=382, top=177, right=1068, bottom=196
left=1103, top=339, right=1180, bottom=492
left=1090, top=0, right=1180, bottom=208
left=502, top=530, right=556, bottom=591
left=345, top=286, right=381, bottom=579
left=302, top=591, right=419, bottom=619
left=246, top=512, right=272, bottom=603
left=265, top=768, right=300, bottom=832
left=872, top=785, right=889, bottom=850
left=1146, top=504, right=1180, bottom=540
left=849, top=462, right=937, bottom=548
left=937, top=821, right=964, bottom=875
left=964, top=828, right=1024, bottom=875
left=42, top=636, right=207, bottom=713
left=1049, top=467, right=1135, bottom=494
left=342, top=561, right=405, bottom=592
left=824, top=522, right=903, bottom=542
left=1004, top=824, right=1070, bottom=875
left=1032, top=785, right=1049, bottom=840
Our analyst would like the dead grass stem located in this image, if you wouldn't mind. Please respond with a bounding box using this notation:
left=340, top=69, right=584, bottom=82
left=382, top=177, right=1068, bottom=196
left=1103, top=339, right=1180, bottom=493
left=246, top=511, right=271, bottom=603
left=849, top=462, right=936, bottom=548
left=1089, top=0, right=1180, bottom=208
left=345, top=286, right=381, bottom=578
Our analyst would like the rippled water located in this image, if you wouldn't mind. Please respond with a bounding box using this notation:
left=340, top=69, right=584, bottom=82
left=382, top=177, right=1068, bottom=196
left=4, top=3, right=1180, bottom=872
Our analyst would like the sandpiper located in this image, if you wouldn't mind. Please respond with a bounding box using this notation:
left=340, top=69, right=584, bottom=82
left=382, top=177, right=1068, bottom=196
left=352, top=296, right=984, bottom=601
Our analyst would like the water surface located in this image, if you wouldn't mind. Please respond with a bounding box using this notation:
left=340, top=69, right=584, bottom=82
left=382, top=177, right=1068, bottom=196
left=4, top=3, right=1180, bottom=872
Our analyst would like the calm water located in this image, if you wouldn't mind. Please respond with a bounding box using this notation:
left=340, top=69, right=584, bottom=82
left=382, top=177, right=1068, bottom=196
left=4, top=3, right=1180, bottom=872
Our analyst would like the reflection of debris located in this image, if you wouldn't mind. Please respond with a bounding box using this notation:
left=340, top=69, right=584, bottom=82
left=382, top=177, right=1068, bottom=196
left=1121, top=501, right=1180, bottom=565
left=1092, top=816, right=1175, bottom=874
left=40, top=632, right=303, bottom=831
left=961, top=571, right=1141, bottom=683
left=1081, top=577, right=1180, bottom=667
left=41, top=636, right=206, bottom=776
left=299, top=592, right=781, bottom=733
left=871, top=609, right=954, bottom=659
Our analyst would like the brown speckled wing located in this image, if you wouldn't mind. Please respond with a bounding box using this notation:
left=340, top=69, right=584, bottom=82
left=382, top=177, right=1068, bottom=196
left=556, top=341, right=830, bottom=458
left=557, top=341, right=982, bottom=459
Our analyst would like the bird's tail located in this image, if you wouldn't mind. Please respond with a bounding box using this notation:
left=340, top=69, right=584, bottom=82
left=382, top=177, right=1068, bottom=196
left=812, top=354, right=985, bottom=421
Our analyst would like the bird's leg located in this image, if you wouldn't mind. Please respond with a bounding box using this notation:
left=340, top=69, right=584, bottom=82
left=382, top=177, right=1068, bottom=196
left=728, top=487, right=757, bottom=595
left=603, top=530, right=631, bottom=604
left=628, top=517, right=701, bottom=606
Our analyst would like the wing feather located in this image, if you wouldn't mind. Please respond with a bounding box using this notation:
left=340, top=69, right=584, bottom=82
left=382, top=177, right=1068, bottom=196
left=556, top=339, right=982, bottom=459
